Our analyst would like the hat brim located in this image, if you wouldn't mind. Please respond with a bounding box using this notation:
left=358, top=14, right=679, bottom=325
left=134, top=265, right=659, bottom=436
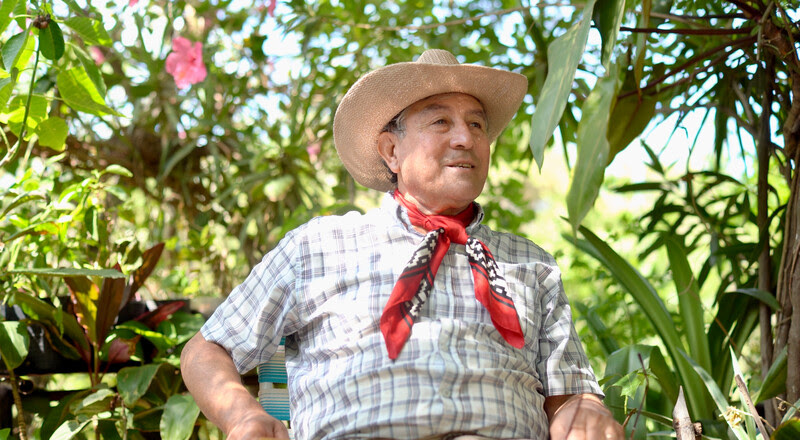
left=333, top=61, right=528, bottom=192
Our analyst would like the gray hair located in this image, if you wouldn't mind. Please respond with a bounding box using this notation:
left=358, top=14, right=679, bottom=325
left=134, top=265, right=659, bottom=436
left=380, top=107, right=410, bottom=186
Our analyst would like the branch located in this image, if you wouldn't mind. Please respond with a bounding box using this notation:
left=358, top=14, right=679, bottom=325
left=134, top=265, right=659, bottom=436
left=620, top=26, right=754, bottom=35
left=727, top=0, right=764, bottom=18
left=650, top=12, right=747, bottom=24
left=618, top=36, right=757, bottom=99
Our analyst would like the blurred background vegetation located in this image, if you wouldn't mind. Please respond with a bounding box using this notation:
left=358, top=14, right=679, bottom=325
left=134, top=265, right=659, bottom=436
left=1, top=0, right=799, bottom=439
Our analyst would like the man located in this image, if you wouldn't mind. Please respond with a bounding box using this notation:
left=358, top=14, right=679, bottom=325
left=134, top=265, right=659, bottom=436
left=181, top=49, right=624, bottom=440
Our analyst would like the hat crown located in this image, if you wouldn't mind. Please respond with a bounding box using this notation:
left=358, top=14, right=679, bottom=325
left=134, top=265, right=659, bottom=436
left=416, top=49, right=459, bottom=65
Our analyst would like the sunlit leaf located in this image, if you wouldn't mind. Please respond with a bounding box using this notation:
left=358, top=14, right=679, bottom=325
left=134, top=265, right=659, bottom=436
left=117, top=363, right=162, bottom=406
left=36, top=116, right=69, bottom=151
left=593, top=0, right=626, bottom=69
left=64, top=276, right=100, bottom=345
left=160, top=394, right=201, bottom=440
left=95, top=264, right=127, bottom=345
left=529, top=0, right=597, bottom=170
left=10, top=267, right=125, bottom=278
left=0, top=0, right=19, bottom=36
left=56, top=67, right=121, bottom=117
left=2, top=31, right=32, bottom=72
left=51, top=418, right=91, bottom=440
left=63, top=17, right=112, bottom=46
left=8, top=291, right=89, bottom=352
left=773, top=420, right=800, bottom=440
left=71, top=388, right=115, bottom=415
left=0, top=321, right=29, bottom=369
left=665, top=238, right=712, bottom=372
left=567, top=68, right=617, bottom=232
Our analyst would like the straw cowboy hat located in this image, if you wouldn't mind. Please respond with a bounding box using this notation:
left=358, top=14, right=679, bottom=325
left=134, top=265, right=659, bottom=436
left=333, top=49, right=528, bottom=192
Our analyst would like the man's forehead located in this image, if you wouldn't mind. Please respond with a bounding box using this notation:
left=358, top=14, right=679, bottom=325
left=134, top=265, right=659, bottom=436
left=407, top=93, right=487, bottom=119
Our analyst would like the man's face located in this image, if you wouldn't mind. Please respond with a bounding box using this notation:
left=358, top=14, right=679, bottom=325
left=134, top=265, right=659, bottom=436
left=378, top=93, right=490, bottom=215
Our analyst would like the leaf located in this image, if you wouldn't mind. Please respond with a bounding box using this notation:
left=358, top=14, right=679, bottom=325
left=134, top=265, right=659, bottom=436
left=125, top=242, right=165, bottom=305
left=574, top=225, right=711, bottom=418
left=63, top=17, right=112, bottom=46
left=8, top=291, right=89, bottom=352
left=263, top=175, right=295, bottom=202
left=753, top=346, right=786, bottom=403
left=35, top=116, right=69, bottom=151
left=10, top=267, right=125, bottom=278
left=0, top=321, right=29, bottom=369
left=772, top=420, right=800, bottom=440
left=117, top=363, right=162, bottom=406
left=0, top=428, right=9, bottom=440
left=2, top=31, right=30, bottom=72
left=83, top=205, right=99, bottom=242
left=56, top=67, right=121, bottom=117
left=64, top=276, right=100, bottom=345
left=0, top=0, right=19, bottom=36
left=71, top=388, right=115, bottom=415
left=160, top=394, right=201, bottom=440
left=72, top=45, right=106, bottom=95
left=529, top=0, right=597, bottom=171
left=566, top=68, right=617, bottom=232
left=665, top=238, right=712, bottom=372
left=101, top=164, right=134, bottom=178
left=593, top=0, right=626, bottom=69
left=39, top=20, right=65, bottom=61
left=95, top=264, right=126, bottom=345
left=725, top=288, right=781, bottom=311
left=607, top=93, right=658, bottom=161
left=51, top=418, right=92, bottom=440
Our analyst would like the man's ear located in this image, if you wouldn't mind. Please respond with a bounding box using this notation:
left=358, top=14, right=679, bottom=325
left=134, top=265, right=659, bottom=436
left=377, top=131, right=400, bottom=172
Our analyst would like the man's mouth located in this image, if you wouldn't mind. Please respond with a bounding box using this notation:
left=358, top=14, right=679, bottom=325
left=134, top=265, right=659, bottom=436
left=448, top=163, right=474, bottom=169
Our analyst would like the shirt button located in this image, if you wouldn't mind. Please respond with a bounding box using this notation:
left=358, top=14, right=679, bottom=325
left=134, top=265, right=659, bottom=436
left=440, top=385, right=451, bottom=398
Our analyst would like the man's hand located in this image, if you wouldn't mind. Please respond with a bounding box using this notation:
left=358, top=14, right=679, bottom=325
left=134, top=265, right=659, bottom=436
left=226, top=410, right=290, bottom=440
left=545, top=394, right=624, bottom=440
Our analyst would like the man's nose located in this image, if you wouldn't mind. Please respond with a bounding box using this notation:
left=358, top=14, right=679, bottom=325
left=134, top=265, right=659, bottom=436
left=450, top=121, right=474, bottom=149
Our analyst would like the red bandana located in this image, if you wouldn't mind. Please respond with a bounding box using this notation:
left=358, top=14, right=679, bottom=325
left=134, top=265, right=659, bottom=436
left=380, top=191, right=525, bottom=359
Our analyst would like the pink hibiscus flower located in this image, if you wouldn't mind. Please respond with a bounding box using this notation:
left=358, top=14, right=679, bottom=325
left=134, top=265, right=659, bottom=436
left=129, top=0, right=138, bottom=6
left=166, top=37, right=207, bottom=89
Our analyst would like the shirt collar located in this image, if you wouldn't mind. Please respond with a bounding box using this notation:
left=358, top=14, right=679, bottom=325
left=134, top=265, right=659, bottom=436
left=380, top=191, right=485, bottom=234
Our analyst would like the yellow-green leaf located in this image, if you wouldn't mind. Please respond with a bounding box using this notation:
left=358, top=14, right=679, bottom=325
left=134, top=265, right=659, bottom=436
left=0, top=321, right=29, bottom=370
left=63, top=17, right=112, bottom=47
left=36, top=117, right=69, bottom=151
left=529, top=0, right=598, bottom=171
left=56, top=67, right=121, bottom=117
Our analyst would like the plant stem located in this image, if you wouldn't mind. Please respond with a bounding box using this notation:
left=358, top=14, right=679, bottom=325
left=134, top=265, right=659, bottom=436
left=5, top=367, right=27, bottom=440
left=15, top=37, right=41, bottom=176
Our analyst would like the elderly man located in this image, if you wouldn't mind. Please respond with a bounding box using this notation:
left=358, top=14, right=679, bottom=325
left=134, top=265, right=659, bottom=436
left=181, top=49, right=624, bottom=440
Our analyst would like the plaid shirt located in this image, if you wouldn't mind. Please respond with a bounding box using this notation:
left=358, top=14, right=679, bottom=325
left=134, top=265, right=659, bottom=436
left=202, top=193, right=602, bottom=440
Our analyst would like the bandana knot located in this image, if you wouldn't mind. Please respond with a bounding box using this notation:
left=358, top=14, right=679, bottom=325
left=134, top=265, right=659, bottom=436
left=380, top=191, right=525, bottom=359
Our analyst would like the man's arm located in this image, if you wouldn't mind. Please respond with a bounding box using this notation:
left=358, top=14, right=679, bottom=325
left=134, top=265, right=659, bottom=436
left=180, top=332, right=290, bottom=440
left=544, top=394, right=624, bottom=440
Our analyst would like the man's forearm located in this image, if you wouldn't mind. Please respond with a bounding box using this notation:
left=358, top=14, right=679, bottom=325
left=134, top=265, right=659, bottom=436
left=180, top=332, right=267, bottom=433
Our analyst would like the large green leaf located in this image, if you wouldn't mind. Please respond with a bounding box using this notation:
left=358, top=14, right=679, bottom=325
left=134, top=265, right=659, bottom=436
left=64, top=276, right=100, bottom=345
left=682, top=350, right=748, bottom=440
left=566, top=68, right=617, bottom=232
left=63, top=17, right=112, bottom=46
left=772, top=420, right=800, bottom=440
left=0, top=321, right=29, bottom=369
left=35, top=116, right=69, bottom=151
left=753, top=346, right=786, bottom=404
left=0, top=0, right=19, bottom=37
left=529, top=0, right=597, bottom=170
left=39, top=20, right=65, bottom=61
left=8, top=291, right=89, bottom=353
left=593, top=0, right=626, bottom=69
left=10, top=267, right=125, bottom=278
left=50, top=418, right=91, bottom=440
left=160, top=394, right=201, bottom=440
left=71, top=388, right=116, bottom=415
left=95, top=265, right=127, bottom=345
left=2, top=31, right=33, bottom=72
left=603, top=344, right=677, bottom=440
left=574, top=225, right=711, bottom=418
left=117, top=363, right=162, bottom=406
left=665, top=238, right=712, bottom=372
left=56, top=67, right=121, bottom=117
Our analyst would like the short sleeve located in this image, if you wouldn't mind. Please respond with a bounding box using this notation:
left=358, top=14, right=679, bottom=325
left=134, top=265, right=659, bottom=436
left=201, top=226, right=304, bottom=374
left=535, top=264, right=604, bottom=397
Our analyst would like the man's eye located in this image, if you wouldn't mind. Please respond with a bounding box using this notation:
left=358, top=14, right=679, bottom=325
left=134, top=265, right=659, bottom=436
left=434, top=119, right=447, bottom=124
